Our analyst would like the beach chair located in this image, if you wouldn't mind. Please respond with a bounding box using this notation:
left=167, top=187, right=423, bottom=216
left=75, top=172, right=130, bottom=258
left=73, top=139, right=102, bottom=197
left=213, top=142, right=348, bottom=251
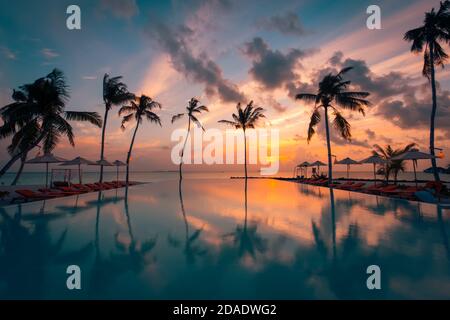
left=13, top=189, right=62, bottom=202
left=344, top=183, right=366, bottom=191
left=56, top=186, right=86, bottom=194
left=72, top=184, right=93, bottom=192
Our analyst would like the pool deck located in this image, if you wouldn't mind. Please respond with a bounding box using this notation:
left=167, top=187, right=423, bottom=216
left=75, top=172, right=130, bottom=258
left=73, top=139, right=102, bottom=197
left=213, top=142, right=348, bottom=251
left=0, top=182, right=145, bottom=206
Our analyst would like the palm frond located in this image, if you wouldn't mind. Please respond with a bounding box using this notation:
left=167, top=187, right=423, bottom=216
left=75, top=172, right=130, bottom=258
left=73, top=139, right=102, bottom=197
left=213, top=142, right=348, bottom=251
left=307, top=108, right=321, bottom=143
left=171, top=113, right=185, bottom=123
left=332, top=111, right=351, bottom=141
left=64, top=111, right=102, bottom=127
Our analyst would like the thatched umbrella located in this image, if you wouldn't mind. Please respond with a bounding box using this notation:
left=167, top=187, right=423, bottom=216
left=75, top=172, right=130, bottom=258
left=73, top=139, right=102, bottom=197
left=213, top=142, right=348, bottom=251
left=335, top=157, right=361, bottom=179
left=60, top=156, right=95, bottom=184
left=359, top=155, right=386, bottom=185
left=26, top=153, right=67, bottom=187
left=112, top=160, right=127, bottom=183
left=392, top=148, right=436, bottom=187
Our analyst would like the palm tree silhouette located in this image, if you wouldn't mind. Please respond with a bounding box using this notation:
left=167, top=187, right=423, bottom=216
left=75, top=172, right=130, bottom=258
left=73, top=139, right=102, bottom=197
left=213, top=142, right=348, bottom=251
left=171, top=98, right=209, bottom=181
left=404, top=1, right=450, bottom=182
left=119, top=95, right=162, bottom=185
left=372, top=143, right=416, bottom=183
left=295, top=67, right=370, bottom=185
left=99, top=74, right=134, bottom=183
left=218, top=101, right=265, bottom=179
left=0, top=69, right=102, bottom=180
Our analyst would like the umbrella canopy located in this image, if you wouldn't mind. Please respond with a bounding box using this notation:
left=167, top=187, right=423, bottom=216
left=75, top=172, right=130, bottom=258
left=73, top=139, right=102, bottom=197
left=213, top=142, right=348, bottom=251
left=26, top=153, right=67, bottom=164
left=59, top=157, right=95, bottom=184
left=26, top=153, right=67, bottom=187
left=112, top=160, right=126, bottom=166
left=391, top=149, right=436, bottom=161
left=359, top=155, right=386, bottom=185
left=90, top=159, right=114, bottom=166
left=113, top=160, right=127, bottom=182
left=392, top=149, right=436, bottom=187
left=60, top=156, right=95, bottom=166
left=310, top=160, right=326, bottom=167
left=335, top=157, right=361, bottom=179
left=335, top=157, right=360, bottom=165
left=359, top=155, right=386, bottom=164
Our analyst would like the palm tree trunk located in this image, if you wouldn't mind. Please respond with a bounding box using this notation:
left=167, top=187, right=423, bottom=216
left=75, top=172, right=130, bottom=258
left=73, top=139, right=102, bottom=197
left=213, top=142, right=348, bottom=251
left=0, top=132, right=45, bottom=179
left=11, top=152, right=28, bottom=186
left=99, top=107, right=109, bottom=183
left=179, top=118, right=191, bottom=181
left=243, top=128, right=248, bottom=180
left=324, top=107, right=333, bottom=185
left=429, top=43, right=440, bottom=182
left=126, top=121, right=140, bottom=186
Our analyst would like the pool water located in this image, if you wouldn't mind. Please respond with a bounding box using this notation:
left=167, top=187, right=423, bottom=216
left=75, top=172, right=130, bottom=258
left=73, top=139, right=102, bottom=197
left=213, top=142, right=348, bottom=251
left=0, top=179, right=449, bottom=299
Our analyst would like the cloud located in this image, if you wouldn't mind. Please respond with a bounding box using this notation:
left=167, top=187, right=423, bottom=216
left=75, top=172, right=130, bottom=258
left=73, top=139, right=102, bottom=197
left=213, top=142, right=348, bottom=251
left=257, top=11, right=307, bottom=37
left=376, top=82, right=450, bottom=134
left=1, top=46, right=17, bottom=60
left=327, top=51, right=415, bottom=101
left=82, top=75, right=97, bottom=80
left=100, top=0, right=139, bottom=19
left=365, top=129, right=375, bottom=139
left=242, top=37, right=315, bottom=89
left=41, top=48, right=59, bottom=59
left=146, top=20, right=245, bottom=103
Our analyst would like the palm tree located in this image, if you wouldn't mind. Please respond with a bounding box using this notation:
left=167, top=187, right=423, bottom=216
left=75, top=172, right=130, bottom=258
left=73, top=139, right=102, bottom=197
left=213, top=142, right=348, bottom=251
left=373, top=143, right=416, bottom=183
left=0, top=69, right=102, bottom=179
left=119, top=95, right=162, bottom=185
left=99, top=74, right=134, bottom=183
left=171, top=98, right=209, bottom=181
left=218, top=101, right=265, bottom=179
left=404, top=1, right=450, bottom=183
left=295, top=67, right=370, bottom=185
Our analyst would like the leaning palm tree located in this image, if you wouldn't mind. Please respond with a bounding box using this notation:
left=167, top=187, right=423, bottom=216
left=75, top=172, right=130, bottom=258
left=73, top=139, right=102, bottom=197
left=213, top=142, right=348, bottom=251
left=373, top=143, right=416, bottom=183
left=171, top=98, right=209, bottom=181
left=119, top=95, right=162, bottom=185
left=296, top=67, right=370, bottom=185
left=99, top=74, right=134, bottom=183
left=0, top=69, right=102, bottom=179
left=404, top=1, right=450, bottom=183
left=218, top=101, right=265, bottom=179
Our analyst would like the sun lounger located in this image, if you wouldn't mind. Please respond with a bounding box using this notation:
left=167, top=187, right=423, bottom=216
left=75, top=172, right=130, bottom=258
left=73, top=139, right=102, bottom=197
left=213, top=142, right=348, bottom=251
left=343, top=183, right=366, bottom=191
left=12, top=189, right=66, bottom=202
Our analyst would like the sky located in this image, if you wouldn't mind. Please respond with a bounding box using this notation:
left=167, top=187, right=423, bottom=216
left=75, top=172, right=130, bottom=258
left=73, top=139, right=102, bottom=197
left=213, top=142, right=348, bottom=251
left=0, top=0, right=449, bottom=173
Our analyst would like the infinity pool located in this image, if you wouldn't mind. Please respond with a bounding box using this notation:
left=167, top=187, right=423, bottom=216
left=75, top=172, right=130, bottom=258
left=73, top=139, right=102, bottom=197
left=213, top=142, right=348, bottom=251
left=0, top=179, right=449, bottom=299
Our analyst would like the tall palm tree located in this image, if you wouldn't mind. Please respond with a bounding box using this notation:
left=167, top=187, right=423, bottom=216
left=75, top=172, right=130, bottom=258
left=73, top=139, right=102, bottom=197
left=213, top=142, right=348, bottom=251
left=295, top=67, right=370, bottom=185
left=373, top=143, right=416, bottom=183
left=0, top=69, right=102, bottom=179
left=99, top=74, right=134, bottom=183
left=218, top=101, right=265, bottom=179
left=171, top=98, right=209, bottom=181
left=119, top=95, right=162, bottom=185
left=404, top=1, right=450, bottom=183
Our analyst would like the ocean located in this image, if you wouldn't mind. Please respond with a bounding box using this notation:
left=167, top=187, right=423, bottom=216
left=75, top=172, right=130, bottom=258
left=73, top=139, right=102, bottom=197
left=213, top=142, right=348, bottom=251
left=0, top=170, right=449, bottom=186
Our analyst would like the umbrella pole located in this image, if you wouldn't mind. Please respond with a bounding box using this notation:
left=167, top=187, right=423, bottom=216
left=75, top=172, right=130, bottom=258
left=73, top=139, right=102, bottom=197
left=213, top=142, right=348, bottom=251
left=413, top=160, right=418, bottom=188
left=373, top=163, right=376, bottom=186
left=116, top=166, right=119, bottom=183
left=347, top=165, right=349, bottom=179
left=46, top=162, right=49, bottom=188
left=79, top=164, right=82, bottom=184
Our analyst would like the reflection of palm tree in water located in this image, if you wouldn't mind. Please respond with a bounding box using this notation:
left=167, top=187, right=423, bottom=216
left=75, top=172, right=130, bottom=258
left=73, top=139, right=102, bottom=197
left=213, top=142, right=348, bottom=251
left=168, top=179, right=207, bottom=264
left=89, top=188, right=157, bottom=296
left=0, top=205, right=92, bottom=298
left=225, top=179, right=267, bottom=258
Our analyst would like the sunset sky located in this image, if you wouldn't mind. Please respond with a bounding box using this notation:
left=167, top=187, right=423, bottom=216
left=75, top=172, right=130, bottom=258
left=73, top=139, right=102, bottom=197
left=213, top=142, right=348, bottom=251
left=0, top=0, right=449, bottom=173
